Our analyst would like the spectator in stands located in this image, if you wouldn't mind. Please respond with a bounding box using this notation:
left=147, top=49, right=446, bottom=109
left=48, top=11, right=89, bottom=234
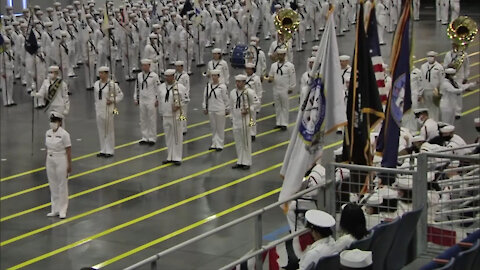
left=334, top=203, right=369, bottom=253
left=298, top=210, right=337, bottom=270
left=340, top=249, right=373, bottom=270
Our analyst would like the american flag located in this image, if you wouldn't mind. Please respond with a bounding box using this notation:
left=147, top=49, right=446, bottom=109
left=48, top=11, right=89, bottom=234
left=366, top=6, right=386, bottom=103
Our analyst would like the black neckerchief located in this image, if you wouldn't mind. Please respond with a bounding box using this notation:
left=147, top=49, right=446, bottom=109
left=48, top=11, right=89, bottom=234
left=277, top=62, right=284, bottom=75
left=60, top=42, right=69, bottom=54
left=208, top=84, right=219, bottom=99
left=98, top=81, right=108, bottom=100
left=342, top=68, right=349, bottom=84
left=448, top=77, right=459, bottom=88
left=234, top=17, right=242, bottom=29
left=425, top=64, right=435, bottom=82
left=142, top=72, right=151, bottom=89
left=212, top=60, right=220, bottom=70
left=217, top=19, right=223, bottom=29
left=165, top=84, right=174, bottom=102
left=235, top=90, right=245, bottom=109
left=175, top=72, right=183, bottom=81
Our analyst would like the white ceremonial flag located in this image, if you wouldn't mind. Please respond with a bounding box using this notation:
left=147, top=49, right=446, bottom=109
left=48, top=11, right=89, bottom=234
left=278, top=11, right=347, bottom=207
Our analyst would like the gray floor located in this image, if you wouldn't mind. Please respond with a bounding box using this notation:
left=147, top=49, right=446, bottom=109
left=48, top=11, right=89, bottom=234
left=1, top=4, right=480, bottom=270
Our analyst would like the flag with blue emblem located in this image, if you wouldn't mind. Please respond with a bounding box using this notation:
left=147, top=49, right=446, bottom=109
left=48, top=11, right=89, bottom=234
left=25, top=12, right=39, bottom=55
left=279, top=11, right=346, bottom=205
left=376, top=0, right=412, bottom=168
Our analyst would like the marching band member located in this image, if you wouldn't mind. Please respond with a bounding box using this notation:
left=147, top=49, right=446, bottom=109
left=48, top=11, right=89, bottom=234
left=94, top=66, right=124, bottom=157
left=202, top=69, right=230, bottom=151
left=206, top=48, right=230, bottom=85
left=134, top=59, right=161, bottom=145
left=265, top=48, right=296, bottom=131
left=1, top=38, right=15, bottom=107
left=230, top=74, right=259, bottom=170
left=157, top=69, right=188, bottom=166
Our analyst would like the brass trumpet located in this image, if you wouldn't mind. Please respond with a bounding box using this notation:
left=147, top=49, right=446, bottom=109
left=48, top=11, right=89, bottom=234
left=274, top=8, right=300, bottom=42
left=172, top=83, right=187, bottom=121
left=447, top=16, right=478, bottom=70
left=108, top=80, right=119, bottom=115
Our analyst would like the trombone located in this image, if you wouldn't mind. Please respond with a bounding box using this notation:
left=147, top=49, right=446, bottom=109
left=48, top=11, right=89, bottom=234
left=241, top=90, right=255, bottom=150
left=172, top=82, right=186, bottom=144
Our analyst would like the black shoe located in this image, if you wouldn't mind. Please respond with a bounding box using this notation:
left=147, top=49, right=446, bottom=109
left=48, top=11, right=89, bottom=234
left=173, top=161, right=182, bottom=166
left=455, top=115, right=461, bottom=120
left=86, top=87, right=94, bottom=91
left=162, top=160, right=171, bottom=164
left=196, top=63, right=206, bottom=67
left=139, top=140, right=148, bottom=145
left=10, top=103, right=17, bottom=106
left=215, top=148, right=223, bottom=152
left=232, top=164, right=242, bottom=169
left=126, top=77, right=135, bottom=81
left=104, top=154, right=114, bottom=158
left=280, top=126, right=287, bottom=131
left=336, top=130, right=343, bottom=135
left=183, top=132, right=187, bottom=136
left=274, top=125, right=281, bottom=129
left=209, top=147, right=215, bottom=150
left=241, top=165, right=250, bottom=170
left=97, top=153, right=106, bottom=157
left=251, top=136, right=256, bottom=141
left=148, top=141, right=156, bottom=146
left=68, top=92, right=72, bottom=95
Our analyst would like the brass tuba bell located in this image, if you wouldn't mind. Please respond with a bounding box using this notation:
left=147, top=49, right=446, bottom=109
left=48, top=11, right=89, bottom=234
left=274, top=8, right=300, bottom=42
left=447, top=16, right=478, bottom=69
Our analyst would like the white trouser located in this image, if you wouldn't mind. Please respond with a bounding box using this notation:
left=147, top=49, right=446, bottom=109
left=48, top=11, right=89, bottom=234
left=46, top=153, right=69, bottom=216
left=214, top=33, right=226, bottom=53
left=97, top=113, right=115, bottom=155
left=130, top=43, right=139, bottom=70
left=233, top=127, right=252, bottom=166
left=209, top=111, right=226, bottom=149
left=440, top=99, right=456, bottom=125
left=250, top=112, right=257, bottom=136
left=286, top=200, right=317, bottom=232
left=451, top=2, right=460, bottom=21
left=122, top=44, right=134, bottom=79
left=178, top=48, right=193, bottom=74
left=440, top=0, right=449, bottom=24
left=25, top=54, right=34, bottom=91
left=454, top=93, right=462, bottom=116
left=1, top=71, right=14, bottom=105
left=85, top=56, right=96, bottom=89
left=140, top=101, right=158, bottom=142
left=182, top=103, right=188, bottom=133
left=163, top=116, right=183, bottom=161
left=195, top=37, right=206, bottom=65
left=421, top=89, right=440, bottom=121
left=273, top=91, right=289, bottom=126
left=378, top=24, right=386, bottom=44
left=413, top=0, right=420, bottom=20
left=14, top=53, right=22, bottom=79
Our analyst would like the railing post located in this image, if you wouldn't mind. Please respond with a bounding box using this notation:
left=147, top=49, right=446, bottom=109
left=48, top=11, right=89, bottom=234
left=150, top=260, right=157, bottom=270
left=323, top=162, right=336, bottom=216
left=413, top=153, right=428, bottom=257
left=254, top=214, right=263, bottom=270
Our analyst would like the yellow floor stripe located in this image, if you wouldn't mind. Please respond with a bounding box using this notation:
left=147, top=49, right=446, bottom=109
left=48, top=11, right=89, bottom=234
left=413, top=45, right=479, bottom=63
left=0, top=140, right=289, bottom=246
left=461, top=106, right=480, bottom=117
left=0, top=117, right=298, bottom=222
left=0, top=95, right=299, bottom=182
left=463, top=88, right=479, bottom=98
left=469, top=74, right=480, bottom=80
left=471, top=62, right=480, bottom=67
left=7, top=164, right=283, bottom=270
left=93, top=188, right=282, bottom=269
left=0, top=106, right=298, bottom=202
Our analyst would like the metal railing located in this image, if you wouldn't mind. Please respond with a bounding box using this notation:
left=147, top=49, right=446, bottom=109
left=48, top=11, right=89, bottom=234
left=123, top=181, right=334, bottom=270
left=124, top=146, right=479, bottom=270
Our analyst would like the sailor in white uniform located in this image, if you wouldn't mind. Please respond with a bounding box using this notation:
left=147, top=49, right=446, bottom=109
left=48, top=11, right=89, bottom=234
left=298, top=210, right=337, bottom=270
left=439, top=68, right=475, bottom=125
left=94, top=66, right=124, bottom=157
left=202, top=69, right=230, bottom=151
left=265, top=48, right=296, bottom=130
left=414, top=108, right=439, bottom=142
left=230, top=74, right=260, bottom=170
left=45, top=111, right=72, bottom=219
left=206, top=48, right=230, bottom=85
left=134, top=59, right=161, bottom=145
left=420, top=51, right=444, bottom=121
left=157, top=69, right=188, bottom=166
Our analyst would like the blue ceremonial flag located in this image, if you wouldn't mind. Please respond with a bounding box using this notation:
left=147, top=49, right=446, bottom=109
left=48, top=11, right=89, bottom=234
left=376, top=0, right=412, bottom=168
left=25, top=29, right=39, bottom=55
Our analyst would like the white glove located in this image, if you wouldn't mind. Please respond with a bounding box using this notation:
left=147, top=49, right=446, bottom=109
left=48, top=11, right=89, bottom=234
left=30, top=91, right=37, bottom=97
left=63, top=110, right=69, bottom=116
